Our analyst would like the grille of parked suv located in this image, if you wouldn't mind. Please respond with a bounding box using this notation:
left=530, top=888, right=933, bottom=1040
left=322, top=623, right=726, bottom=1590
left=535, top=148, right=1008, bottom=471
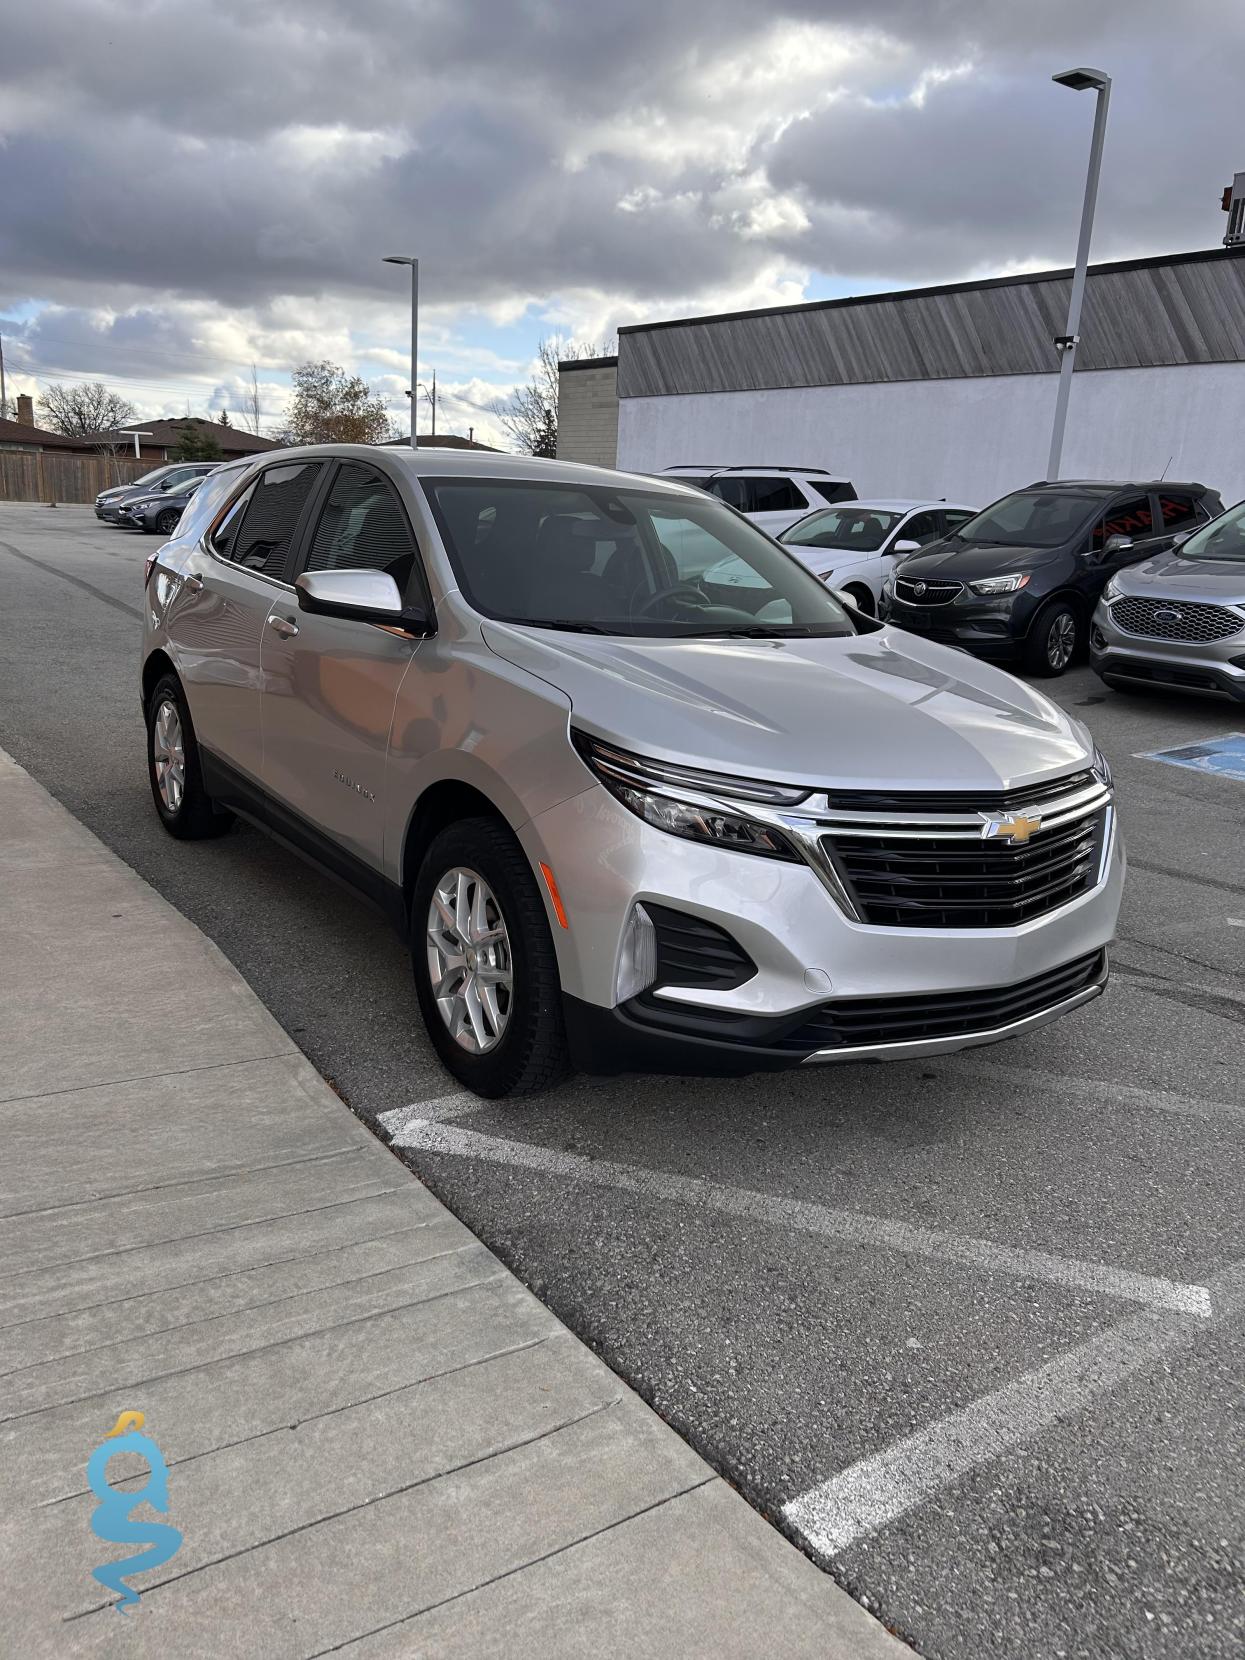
left=818, top=782, right=1110, bottom=929
left=776, top=950, right=1105, bottom=1052
left=893, top=576, right=963, bottom=606
left=822, top=770, right=1096, bottom=814
left=1110, top=596, right=1244, bottom=642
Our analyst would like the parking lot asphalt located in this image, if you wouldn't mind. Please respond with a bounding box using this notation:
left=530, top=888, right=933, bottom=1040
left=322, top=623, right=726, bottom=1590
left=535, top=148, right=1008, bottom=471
left=2, top=502, right=1242, bottom=1660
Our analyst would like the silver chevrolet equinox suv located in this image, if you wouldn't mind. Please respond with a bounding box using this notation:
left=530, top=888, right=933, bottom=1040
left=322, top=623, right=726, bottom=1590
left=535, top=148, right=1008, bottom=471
left=141, top=446, right=1123, bottom=1097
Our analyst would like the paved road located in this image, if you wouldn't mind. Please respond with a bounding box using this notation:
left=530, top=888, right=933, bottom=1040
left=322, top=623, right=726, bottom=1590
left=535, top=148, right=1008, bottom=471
left=2, top=503, right=1242, bottom=1660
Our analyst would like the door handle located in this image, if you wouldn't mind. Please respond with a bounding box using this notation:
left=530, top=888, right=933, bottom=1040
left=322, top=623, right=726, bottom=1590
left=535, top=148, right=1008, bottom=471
left=267, top=615, right=299, bottom=639
left=183, top=574, right=203, bottom=594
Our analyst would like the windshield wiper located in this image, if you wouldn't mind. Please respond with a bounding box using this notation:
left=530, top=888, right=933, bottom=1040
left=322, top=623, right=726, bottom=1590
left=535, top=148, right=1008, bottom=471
left=526, top=619, right=613, bottom=634
left=679, top=624, right=836, bottom=638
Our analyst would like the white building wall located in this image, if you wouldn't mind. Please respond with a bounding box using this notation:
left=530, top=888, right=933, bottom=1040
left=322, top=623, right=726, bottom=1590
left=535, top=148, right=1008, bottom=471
left=616, top=363, right=1245, bottom=506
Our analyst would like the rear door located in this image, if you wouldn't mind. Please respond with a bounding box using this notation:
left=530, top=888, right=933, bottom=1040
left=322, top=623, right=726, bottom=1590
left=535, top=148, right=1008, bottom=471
left=259, top=459, right=427, bottom=870
left=165, top=458, right=322, bottom=785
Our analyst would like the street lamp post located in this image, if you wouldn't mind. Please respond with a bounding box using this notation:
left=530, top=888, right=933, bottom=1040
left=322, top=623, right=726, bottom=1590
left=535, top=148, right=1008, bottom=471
left=383, top=255, right=419, bottom=451
left=1046, top=67, right=1112, bottom=482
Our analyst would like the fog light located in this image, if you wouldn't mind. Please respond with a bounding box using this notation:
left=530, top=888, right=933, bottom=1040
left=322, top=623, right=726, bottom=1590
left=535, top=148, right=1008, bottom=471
left=616, top=904, right=657, bottom=1002
left=1090, top=625, right=1107, bottom=651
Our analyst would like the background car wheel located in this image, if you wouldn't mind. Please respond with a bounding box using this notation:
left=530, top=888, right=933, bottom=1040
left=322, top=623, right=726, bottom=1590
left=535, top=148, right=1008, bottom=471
left=145, top=673, right=233, bottom=839
left=843, top=582, right=875, bottom=616
left=155, top=508, right=181, bottom=536
left=1023, top=600, right=1080, bottom=677
left=412, top=817, right=570, bottom=1098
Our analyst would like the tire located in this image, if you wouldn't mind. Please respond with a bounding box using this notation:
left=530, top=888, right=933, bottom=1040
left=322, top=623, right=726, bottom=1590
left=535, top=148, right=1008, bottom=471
left=145, top=673, right=233, bottom=839
left=843, top=582, right=875, bottom=617
left=155, top=509, right=181, bottom=536
left=412, top=817, right=570, bottom=1097
left=1023, top=600, right=1080, bottom=677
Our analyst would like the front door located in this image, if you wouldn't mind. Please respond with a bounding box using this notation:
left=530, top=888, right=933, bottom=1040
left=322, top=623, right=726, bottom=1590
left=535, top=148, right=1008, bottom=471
left=259, top=460, right=427, bottom=871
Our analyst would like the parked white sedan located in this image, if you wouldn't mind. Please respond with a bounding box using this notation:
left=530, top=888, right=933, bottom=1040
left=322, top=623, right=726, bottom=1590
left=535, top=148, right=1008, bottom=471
left=779, top=499, right=976, bottom=614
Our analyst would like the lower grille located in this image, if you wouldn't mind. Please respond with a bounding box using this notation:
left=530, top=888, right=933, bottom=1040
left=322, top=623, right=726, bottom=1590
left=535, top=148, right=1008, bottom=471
left=1110, top=596, right=1243, bottom=643
left=779, top=950, right=1105, bottom=1052
left=824, top=808, right=1109, bottom=929
left=894, top=576, right=963, bottom=606
left=647, top=904, right=756, bottom=991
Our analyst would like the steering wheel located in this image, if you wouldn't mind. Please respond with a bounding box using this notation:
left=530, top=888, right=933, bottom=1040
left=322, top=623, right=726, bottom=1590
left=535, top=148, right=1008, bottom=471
left=635, top=582, right=713, bottom=617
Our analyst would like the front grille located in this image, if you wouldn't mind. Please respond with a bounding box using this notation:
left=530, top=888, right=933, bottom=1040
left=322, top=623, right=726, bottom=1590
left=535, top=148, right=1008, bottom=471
left=894, top=576, right=963, bottom=607
left=1110, top=596, right=1244, bottom=642
left=646, top=904, right=756, bottom=991
left=777, top=950, right=1105, bottom=1052
left=823, top=807, right=1109, bottom=929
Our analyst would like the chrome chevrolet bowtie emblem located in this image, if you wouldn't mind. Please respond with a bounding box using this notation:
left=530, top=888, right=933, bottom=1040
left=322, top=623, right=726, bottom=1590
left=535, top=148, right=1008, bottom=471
left=980, top=810, right=1042, bottom=844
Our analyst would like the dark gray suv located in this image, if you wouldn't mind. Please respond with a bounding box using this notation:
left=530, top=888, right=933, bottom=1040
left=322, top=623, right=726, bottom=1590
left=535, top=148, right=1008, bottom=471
left=882, top=480, right=1223, bottom=676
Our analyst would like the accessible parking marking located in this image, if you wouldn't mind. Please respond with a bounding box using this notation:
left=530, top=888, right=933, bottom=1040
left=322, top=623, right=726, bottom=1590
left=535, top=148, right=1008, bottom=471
left=388, top=1119, right=1213, bottom=1317
left=1136, top=732, right=1245, bottom=781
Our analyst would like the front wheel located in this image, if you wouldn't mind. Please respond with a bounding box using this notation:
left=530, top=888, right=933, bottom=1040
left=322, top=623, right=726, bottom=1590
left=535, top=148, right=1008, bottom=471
left=412, top=818, right=570, bottom=1097
left=1023, top=600, right=1080, bottom=677
left=145, top=674, right=233, bottom=839
left=155, top=508, right=181, bottom=536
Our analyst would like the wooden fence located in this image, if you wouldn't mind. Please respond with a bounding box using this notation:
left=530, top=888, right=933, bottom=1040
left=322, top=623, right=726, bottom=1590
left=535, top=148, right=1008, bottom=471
left=0, top=451, right=157, bottom=504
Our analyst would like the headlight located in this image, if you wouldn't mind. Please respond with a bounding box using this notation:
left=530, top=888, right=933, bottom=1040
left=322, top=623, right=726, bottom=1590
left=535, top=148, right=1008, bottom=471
left=1092, top=743, right=1113, bottom=789
left=881, top=574, right=894, bottom=597
left=968, top=573, right=1031, bottom=595
left=573, top=732, right=805, bottom=861
left=1103, top=575, right=1122, bottom=603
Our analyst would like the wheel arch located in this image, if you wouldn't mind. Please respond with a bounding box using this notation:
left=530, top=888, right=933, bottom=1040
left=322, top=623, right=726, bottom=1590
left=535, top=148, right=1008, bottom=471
left=141, top=648, right=179, bottom=711
left=399, top=778, right=512, bottom=907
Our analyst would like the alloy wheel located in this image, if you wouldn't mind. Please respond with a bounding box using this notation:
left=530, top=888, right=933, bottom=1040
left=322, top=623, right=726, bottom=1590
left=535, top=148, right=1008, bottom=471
left=151, top=698, right=186, bottom=813
left=425, top=867, right=513, bottom=1053
left=1046, top=612, right=1076, bottom=670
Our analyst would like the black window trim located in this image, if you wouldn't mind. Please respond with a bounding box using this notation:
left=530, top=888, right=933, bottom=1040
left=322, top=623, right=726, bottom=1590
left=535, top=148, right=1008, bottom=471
left=205, top=458, right=326, bottom=590
left=288, top=457, right=436, bottom=620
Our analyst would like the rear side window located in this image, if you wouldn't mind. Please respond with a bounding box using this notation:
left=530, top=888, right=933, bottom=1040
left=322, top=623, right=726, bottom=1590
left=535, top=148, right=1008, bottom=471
left=1091, top=495, right=1153, bottom=551
left=303, top=463, right=419, bottom=592
left=808, top=480, right=857, bottom=505
left=1156, top=492, right=1203, bottom=533
left=745, top=477, right=808, bottom=512
left=902, top=510, right=943, bottom=545
left=178, top=465, right=248, bottom=543
left=217, top=460, right=321, bottom=580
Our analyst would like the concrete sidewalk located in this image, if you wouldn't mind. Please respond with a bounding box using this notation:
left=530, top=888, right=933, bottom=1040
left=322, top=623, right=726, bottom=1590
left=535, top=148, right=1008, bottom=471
left=0, top=748, right=909, bottom=1658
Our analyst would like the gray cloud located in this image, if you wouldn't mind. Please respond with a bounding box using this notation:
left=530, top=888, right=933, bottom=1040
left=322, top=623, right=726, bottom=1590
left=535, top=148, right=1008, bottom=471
left=2, top=0, right=1241, bottom=388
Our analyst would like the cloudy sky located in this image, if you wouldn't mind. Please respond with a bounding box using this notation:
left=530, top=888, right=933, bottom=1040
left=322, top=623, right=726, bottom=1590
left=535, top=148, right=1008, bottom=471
left=1, top=1, right=1239, bottom=446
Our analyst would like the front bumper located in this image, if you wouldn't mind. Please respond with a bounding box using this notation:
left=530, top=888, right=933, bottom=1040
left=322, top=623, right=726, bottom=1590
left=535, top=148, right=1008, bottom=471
left=1091, top=609, right=1245, bottom=702
left=883, top=589, right=1040, bottom=658
left=523, top=779, right=1124, bottom=1077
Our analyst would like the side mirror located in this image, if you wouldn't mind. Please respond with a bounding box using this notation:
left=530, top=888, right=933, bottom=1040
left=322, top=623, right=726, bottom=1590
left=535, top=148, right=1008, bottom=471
left=892, top=539, right=921, bottom=555
left=296, top=568, right=430, bottom=632
left=1171, top=530, right=1192, bottom=549
left=1102, top=533, right=1133, bottom=558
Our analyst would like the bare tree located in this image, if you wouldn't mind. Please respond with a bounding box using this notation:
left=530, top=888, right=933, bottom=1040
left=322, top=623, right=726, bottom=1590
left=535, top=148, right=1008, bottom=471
left=284, top=360, right=393, bottom=445
left=246, top=364, right=262, bottom=436
left=492, top=336, right=615, bottom=457
left=37, top=381, right=137, bottom=440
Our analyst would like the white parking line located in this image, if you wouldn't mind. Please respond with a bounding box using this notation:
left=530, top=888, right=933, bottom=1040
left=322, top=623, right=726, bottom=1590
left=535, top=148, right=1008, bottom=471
left=783, top=1254, right=1245, bottom=1560
left=377, top=1092, right=486, bottom=1138
left=389, top=1120, right=1213, bottom=1317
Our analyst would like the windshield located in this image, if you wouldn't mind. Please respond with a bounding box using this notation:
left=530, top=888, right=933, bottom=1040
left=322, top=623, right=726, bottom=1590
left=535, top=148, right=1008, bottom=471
left=424, top=479, right=856, bottom=638
left=955, top=489, right=1105, bottom=548
left=782, top=507, right=904, bottom=552
left=130, top=466, right=174, bottom=488
left=1177, top=501, right=1245, bottom=562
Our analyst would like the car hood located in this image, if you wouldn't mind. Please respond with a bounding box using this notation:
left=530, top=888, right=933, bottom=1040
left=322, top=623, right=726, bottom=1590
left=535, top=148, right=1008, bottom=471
left=784, top=545, right=872, bottom=572
left=482, top=622, right=1091, bottom=793
left=1118, top=548, right=1245, bottom=603
left=897, top=538, right=1064, bottom=579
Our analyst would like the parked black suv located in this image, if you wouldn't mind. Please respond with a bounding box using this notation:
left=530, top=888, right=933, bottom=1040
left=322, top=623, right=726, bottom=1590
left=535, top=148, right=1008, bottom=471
left=880, top=480, right=1223, bottom=676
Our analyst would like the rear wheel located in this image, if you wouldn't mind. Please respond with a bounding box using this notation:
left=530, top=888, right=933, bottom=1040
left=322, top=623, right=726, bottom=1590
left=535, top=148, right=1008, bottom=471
left=1023, top=600, right=1080, bottom=677
left=145, top=674, right=233, bottom=839
left=412, top=818, right=570, bottom=1097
